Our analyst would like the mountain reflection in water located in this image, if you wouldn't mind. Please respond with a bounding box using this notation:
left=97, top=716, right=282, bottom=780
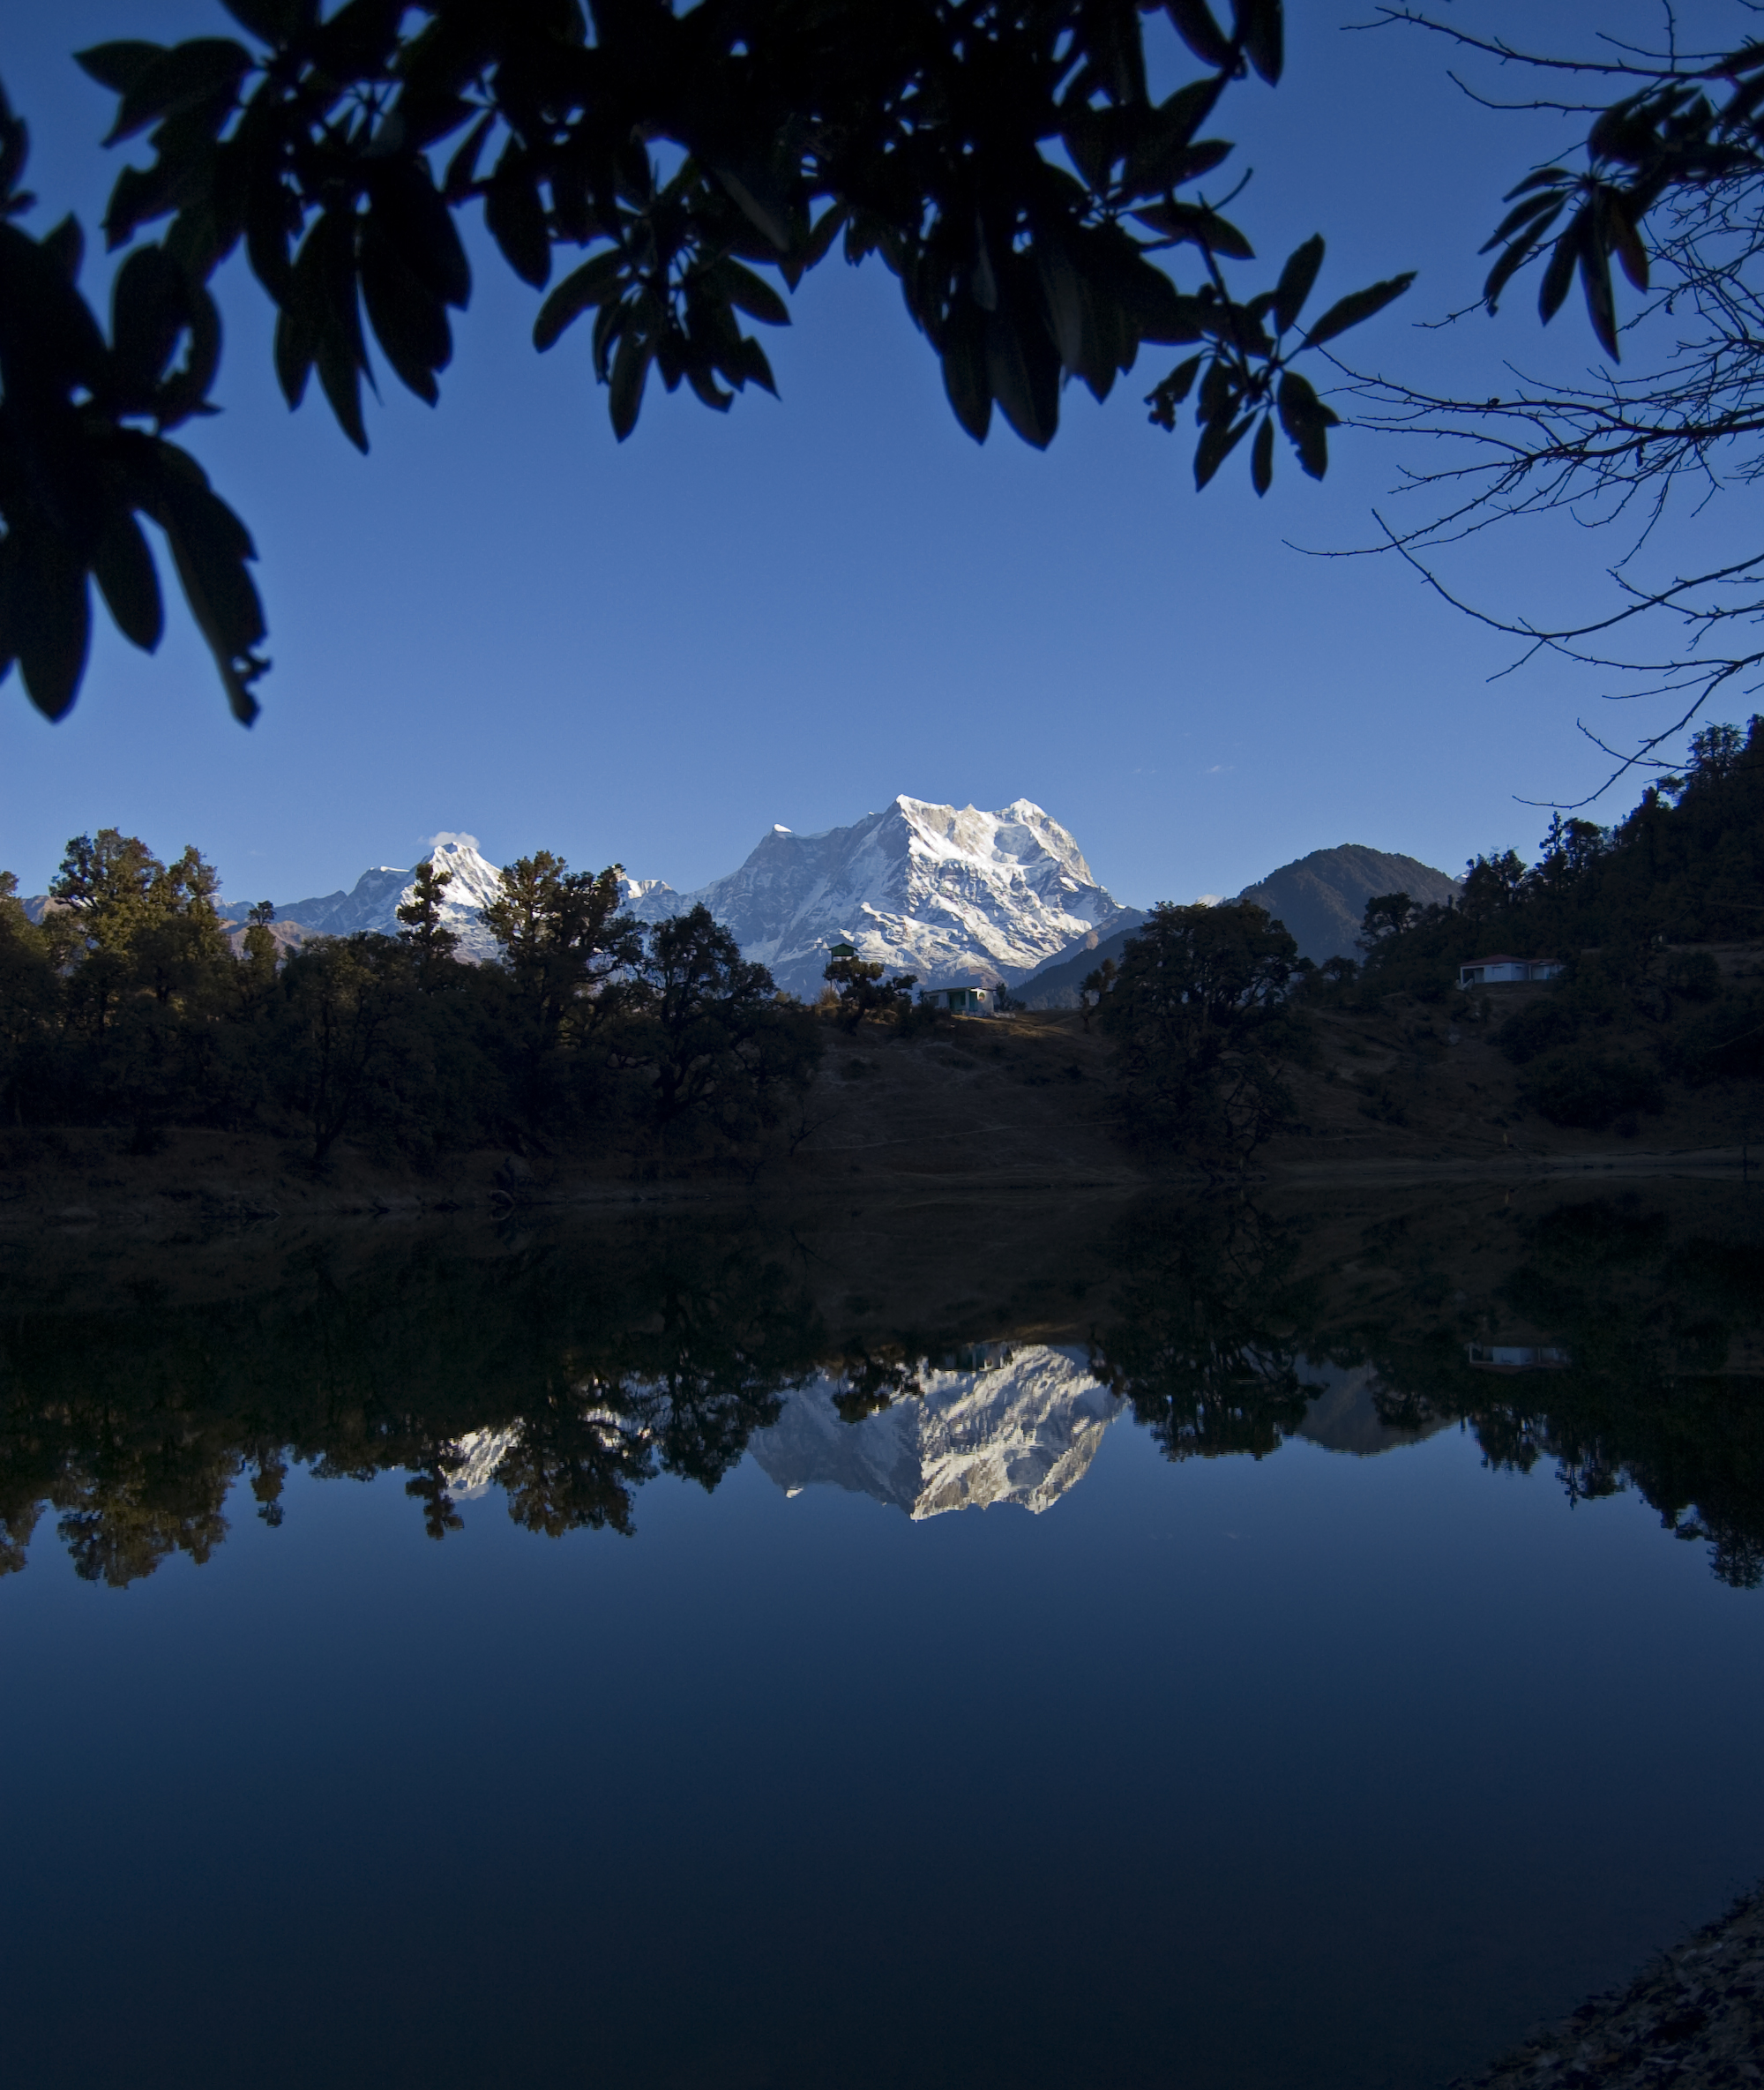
left=0, top=1178, right=1760, bottom=1584
left=751, top=1344, right=1123, bottom=1517
left=4, top=1178, right=1764, bottom=2090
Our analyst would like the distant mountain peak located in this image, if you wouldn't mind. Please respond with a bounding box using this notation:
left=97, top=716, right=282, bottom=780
left=221, top=832, right=505, bottom=959
left=1237, top=843, right=1461, bottom=964
left=425, top=829, right=482, bottom=858
left=1018, top=841, right=1462, bottom=1007
left=750, top=1345, right=1125, bottom=1519
left=621, top=794, right=1132, bottom=997
left=198, top=795, right=1131, bottom=997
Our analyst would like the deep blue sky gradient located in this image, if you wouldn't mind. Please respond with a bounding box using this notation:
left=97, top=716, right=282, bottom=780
left=0, top=3, right=1742, bottom=905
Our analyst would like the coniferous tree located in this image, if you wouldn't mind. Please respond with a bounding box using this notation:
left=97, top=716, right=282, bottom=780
left=235, top=901, right=279, bottom=1011
left=481, top=854, right=638, bottom=1038
left=395, top=858, right=461, bottom=983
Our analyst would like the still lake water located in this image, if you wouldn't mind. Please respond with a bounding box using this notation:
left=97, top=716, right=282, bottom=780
left=1, top=1183, right=1760, bottom=2088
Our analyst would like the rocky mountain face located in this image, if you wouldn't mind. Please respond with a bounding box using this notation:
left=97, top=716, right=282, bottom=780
left=440, top=1352, right=1441, bottom=1529
left=1018, top=918, right=1143, bottom=1008
left=22, top=816, right=1457, bottom=998
left=215, top=833, right=505, bottom=961
left=1237, top=844, right=1461, bottom=964
left=619, top=797, right=1132, bottom=1000
left=163, top=799, right=1127, bottom=994
left=439, top=1346, right=1122, bottom=1524
left=748, top=1345, right=1125, bottom=1519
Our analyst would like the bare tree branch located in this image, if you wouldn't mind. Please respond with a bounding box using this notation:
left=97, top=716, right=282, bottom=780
left=1322, top=7, right=1764, bottom=797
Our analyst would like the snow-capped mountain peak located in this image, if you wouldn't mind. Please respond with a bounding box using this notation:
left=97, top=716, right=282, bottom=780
left=445, top=1344, right=1125, bottom=1523
left=219, top=797, right=1129, bottom=993
left=749, top=1345, right=1125, bottom=1518
left=222, top=831, right=505, bottom=959
left=623, top=794, right=1129, bottom=998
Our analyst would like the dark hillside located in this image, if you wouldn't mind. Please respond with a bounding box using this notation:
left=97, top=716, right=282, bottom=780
left=1238, top=844, right=1461, bottom=963
left=1356, top=716, right=1764, bottom=997
left=1022, top=845, right=1461, bottom=1004
left=1020, top=924, right=1138, bottom=1008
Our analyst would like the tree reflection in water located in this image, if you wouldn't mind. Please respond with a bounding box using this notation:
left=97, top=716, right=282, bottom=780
left=0, top=1219, right=826, bottom=1582
left=0, top=1186, right=1759, bottom=1585
left=1089, top=1195, right=1327, bottom=1462
left=1102, top=1187, right=1764, bottom=1587
left=1357, top=1195, right=1764, bottom=1589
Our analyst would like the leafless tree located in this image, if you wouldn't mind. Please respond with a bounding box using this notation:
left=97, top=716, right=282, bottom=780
left=1330, top=6, right=1764, bottom=800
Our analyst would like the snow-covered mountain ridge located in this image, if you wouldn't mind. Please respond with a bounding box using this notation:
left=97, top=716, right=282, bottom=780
left=445, top=1345, right=1125, bottom=1522
left=749, top=1345, right=1125, bottom=1519
left=212, top=798, right=1132, bottom=997
left=617, top=796, right=1132, bottom=998
left=215, top=832, right=505, bottom=961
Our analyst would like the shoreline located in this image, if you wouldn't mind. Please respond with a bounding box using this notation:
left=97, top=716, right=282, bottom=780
left=0, top=1142, right=1751, bottom=1229
left=1449, top=1884, right=1764, bottom=2088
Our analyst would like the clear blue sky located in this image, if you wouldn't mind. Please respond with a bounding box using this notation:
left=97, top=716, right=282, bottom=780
left=0, top=3, right=1740, bottom=906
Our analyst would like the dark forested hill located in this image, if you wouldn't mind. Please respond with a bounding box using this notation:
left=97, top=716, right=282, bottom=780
left=1020, top=845, right=1460, bottom=1005
left=1237, top=846, right=1461, bottom=963
left=1019, top=914, right=1147, bottom=1008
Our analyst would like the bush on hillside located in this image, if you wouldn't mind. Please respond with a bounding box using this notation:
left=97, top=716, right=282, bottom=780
left=1665, top=949, right=1724, bottom=1003
left=1523, top=1051, right=1664, bottom=1130
left=1499, top=997, right=1582, bottom=1067
left=1671, top=990, right=1764, bottom=1083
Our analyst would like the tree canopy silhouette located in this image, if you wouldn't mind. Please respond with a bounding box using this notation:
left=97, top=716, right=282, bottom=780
left=1, top=0, right=1421, bottom=723
left=10, top=2, right=1762, bottom=745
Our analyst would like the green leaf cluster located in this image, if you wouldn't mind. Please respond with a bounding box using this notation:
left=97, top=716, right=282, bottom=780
left=1477, top=44, right=1764, bottom=359
left=11, top=0, right=1416, bottom=719
left=1141, top=231, right=1411, bottom=492
left=0, top=84, right=265, bottom=721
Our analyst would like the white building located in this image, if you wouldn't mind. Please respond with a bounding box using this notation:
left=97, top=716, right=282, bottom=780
left=1456, top=954, right=1564, bottom=988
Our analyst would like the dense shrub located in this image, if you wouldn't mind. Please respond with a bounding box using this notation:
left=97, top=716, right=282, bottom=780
left=1671, top=990, right=1764, bottom=1082
left=1095, top=901, right=1304, bottom=1163
left=1665, top=949, right=1724, bottom=1003
left=1499, top=997, right=1582, bottom=1067
left=1524, top=1051, right=1664, bottom=1130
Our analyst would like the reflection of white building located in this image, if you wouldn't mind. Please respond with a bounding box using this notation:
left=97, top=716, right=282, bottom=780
left=1456, top=954, right=1564, bottom=987
left=751, top=1346, right=1123, bottom=1519
left=1467, top=1343, right=1570, bottom=1372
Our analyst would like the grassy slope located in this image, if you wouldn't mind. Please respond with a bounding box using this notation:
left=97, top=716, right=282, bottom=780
left=0, top=955, right=1758, bottom=1247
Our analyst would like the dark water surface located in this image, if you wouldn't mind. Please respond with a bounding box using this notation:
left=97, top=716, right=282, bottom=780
left=1, top=1182, right=1760, bottom=2088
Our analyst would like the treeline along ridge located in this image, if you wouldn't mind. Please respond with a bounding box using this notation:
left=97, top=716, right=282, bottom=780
left=1, top=716, right=1760, bottom=1169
